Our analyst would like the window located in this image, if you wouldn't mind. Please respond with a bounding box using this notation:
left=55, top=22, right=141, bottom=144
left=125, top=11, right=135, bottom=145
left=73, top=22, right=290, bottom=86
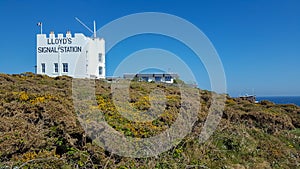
left=98, top=53, right=102, bottom=62
left=41, top=63, right=45, bottom=73
left=142, top=77, right=149, bottom=82
left=99, top=66, right=103, bottom=75
left=54, top=63, right=58, bottom=73
left=62, top=63, right=68, bottom=73
left=165, top=76, right=172, bottom=81
left=155, top=76, right=162, bottom=82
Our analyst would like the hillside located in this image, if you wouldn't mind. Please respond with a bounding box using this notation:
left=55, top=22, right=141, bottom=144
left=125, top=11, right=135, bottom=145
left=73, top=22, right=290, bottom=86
left=0, top=73, right=299, bottom=168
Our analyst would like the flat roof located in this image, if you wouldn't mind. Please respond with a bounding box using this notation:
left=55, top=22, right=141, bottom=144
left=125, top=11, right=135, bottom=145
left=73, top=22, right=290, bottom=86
left=123, top=73, right=179, bottom=78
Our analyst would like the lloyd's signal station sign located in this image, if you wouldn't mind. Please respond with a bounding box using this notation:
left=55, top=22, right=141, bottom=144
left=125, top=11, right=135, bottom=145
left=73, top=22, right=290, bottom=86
left=37, top=37, right=82, bottom=54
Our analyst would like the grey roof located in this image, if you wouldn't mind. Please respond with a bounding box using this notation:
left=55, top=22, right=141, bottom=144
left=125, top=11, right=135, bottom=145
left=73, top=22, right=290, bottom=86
left=123, top=73, right=179, bottom=79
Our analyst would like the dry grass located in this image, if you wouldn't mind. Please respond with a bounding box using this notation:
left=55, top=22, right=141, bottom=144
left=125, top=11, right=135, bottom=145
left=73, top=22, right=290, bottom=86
left=0, top=73, right=299, bottom=168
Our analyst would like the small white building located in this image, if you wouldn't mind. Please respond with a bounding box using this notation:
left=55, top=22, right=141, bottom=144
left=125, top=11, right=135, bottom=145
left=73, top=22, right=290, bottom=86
left=123, top=73, right=179, bottom=84
left=36, top=31, right=105, bottom=78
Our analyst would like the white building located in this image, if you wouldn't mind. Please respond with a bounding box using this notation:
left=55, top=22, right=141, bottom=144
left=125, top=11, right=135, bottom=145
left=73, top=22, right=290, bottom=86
left=123, top=73, right=179, bottom=84
left=36, top=31, right=105, bottom=78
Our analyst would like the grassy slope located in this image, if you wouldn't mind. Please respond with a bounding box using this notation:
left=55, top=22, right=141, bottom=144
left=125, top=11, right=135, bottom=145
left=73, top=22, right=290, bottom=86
left=0, top=73, right=299, bottom=168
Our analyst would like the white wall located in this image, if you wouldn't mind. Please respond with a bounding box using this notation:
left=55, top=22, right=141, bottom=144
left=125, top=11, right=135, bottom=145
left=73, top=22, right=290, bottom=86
left=86, top=38, right=105, bottom=78
left=36, top=32, right=105, bottom=79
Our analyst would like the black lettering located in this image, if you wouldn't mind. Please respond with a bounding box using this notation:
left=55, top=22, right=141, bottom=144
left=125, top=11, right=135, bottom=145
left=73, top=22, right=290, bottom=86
left=68, top=38, right=72, bottom=44
left=44, top=47, right=48, bottom=53
left=37, top=47, right=42, bottom=53
left=47, top=39, right=54, bottom=45
left=46, top=38, right=73, bottom=45
left=58, top=46, right=63, bottom=53
left=38, top=45, right=82, bottom=53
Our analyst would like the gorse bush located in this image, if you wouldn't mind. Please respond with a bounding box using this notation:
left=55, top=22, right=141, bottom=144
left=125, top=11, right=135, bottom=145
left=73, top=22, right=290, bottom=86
left=0, top=73, right=299, bottom=168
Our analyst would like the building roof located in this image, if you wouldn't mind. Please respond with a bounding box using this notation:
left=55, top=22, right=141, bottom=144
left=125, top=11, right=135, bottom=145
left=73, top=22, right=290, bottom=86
left=123, top=73, right=179, bottom=79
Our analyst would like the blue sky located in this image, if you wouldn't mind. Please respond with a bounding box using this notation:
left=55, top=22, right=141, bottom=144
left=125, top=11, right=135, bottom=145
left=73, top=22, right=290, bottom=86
left=0, top=0, right=299, bottom=96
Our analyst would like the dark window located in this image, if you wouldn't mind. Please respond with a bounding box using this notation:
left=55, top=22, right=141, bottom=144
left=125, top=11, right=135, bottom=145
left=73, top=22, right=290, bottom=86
left=165, top=76, right=172, bottom=81
left=41, top=63, right=45, bottom=73
left=142, top=77, right=149, bottom=82
left=99, top=66, right=103, bottom=75
left=62, top=63, right=68, bottom=73
left=54, top=63, right=58, bottom=73
left=155, top=76, right=162, bottom=82
left=98, top=53, right=102, bottom=62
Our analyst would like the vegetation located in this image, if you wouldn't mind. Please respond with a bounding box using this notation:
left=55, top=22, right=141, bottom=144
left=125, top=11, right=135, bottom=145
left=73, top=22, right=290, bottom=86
left=0, top=72, right=299, bottom=168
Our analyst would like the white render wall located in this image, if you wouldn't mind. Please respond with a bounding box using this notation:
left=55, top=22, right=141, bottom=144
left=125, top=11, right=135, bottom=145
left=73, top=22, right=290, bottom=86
left=86, top=38, right=105, bottom=78
left=146, top=77, right=174, bottom=83
left=36, top=32, right=105, bottom=78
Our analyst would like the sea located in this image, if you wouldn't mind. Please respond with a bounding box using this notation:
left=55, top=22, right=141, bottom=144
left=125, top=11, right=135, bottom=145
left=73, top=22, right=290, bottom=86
left=256, top=96, right=300, bottom=106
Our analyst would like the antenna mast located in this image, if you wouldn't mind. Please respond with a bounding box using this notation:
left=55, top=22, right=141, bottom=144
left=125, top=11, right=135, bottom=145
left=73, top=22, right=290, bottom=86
left=75, top=17, right=94, bottom=35
left=93, top=20, right=96, bottom=38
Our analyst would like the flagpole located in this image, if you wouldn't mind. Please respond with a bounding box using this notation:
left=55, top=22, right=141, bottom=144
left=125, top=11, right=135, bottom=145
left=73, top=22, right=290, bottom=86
left=38, top=22, right=43, bottom=34
left=40, top=23, right=43, bottom=34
